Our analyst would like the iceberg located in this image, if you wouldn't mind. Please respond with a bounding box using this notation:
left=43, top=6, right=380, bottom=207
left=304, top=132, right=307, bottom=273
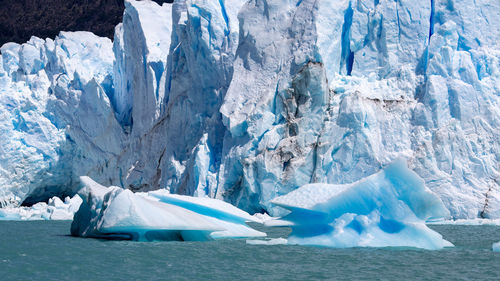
left=0, top=195, right=82, bottom=221
left=266, top=159, right=453, bottom=250
left=71, top=176, right=266, bottom=241
left=246, top=238, right=288, bottom=246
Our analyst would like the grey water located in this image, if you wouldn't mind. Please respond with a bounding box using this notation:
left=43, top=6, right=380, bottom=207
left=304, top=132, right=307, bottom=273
left=0, top=221, right=499, bottom=280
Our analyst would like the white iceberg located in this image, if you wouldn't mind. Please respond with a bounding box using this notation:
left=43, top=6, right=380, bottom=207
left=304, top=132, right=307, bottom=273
left=0, top=195, right=82, bottom=221
left=71, top=177, right=266, bottom=241
left=428, top=219, right=500, bottom=226
left=266, top=159, right=453, bottom=250
left=246, top=238, right=288, bottom=246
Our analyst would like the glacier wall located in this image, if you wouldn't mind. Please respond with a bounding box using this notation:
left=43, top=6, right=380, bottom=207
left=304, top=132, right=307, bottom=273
left=217, top=0, right=500, bottom=217
left=0, top=0, right=499, bottom=219
left=0, top=32, right=125, bottom=206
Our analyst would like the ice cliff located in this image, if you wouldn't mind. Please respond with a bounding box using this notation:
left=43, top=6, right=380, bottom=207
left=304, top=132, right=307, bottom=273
left=0, top=31, right=123, bottom=207
left=0, top=0, right=499, bottom=219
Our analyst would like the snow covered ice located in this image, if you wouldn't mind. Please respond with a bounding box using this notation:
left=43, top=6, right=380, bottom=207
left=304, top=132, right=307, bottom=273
left=71, top=176, right=266, bottom=241
left=266, top=159, right=453, bottom=250
left=0, top=0, right=499, bottom=223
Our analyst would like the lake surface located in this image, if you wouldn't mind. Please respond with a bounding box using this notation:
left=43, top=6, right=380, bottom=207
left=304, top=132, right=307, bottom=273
left=0, top=221, right=499, bottom=280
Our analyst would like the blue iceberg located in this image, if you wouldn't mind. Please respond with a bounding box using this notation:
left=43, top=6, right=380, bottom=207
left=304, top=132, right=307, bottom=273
left=266, top=159, right=453, bottom=250
left=71, top=177, right=266, bottom=241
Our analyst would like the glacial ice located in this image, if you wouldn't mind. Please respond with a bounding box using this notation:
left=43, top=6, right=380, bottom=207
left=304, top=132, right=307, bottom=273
left=266, top=159, right=453, bottom=250
left=0, top=0, right=499, bottom=221
left=0, top=31, right=122, bottom=208
left=71, top=176, right=265, bottom=241
left=0, top=195, right=82, bottom=221
left=493, top=242, right=500, bottom=252
left=217, top=0, right=500, bottom=218
left=246, top=238, right=288, bottom=246
left=112, top=0, right=173, bottom=131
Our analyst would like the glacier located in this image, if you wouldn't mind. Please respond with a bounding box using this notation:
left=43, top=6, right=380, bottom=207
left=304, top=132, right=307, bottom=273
left=264, top=159, right=453, bottom=249
left=71, top=176, right=265, bottom=241
left=0, top=31, right=122, bottom=207
left=0, top=0, right=499, bottom=220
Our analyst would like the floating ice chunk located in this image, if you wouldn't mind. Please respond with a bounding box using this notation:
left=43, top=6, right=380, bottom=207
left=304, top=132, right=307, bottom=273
left=252, top=213, right=275, bottom=223
left=493, top=242, right=500, bottom=252
left=246, top=238, right=288, bottom=246
left=428, top=219, right=500, bottom=226
left=267, top=159, right=453, bottom=250
left=71, top=177, right=266, bottom=241
left=0, top=195, right=82, bottom=221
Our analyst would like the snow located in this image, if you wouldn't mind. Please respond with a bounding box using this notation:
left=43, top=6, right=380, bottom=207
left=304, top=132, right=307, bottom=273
left=267, top=159, right=453, bottom=250
left=71, top=176, right=266, bottom=241
left=0, top=0, right=499, bottom=222
left=0, top=195, right=82, bottom=221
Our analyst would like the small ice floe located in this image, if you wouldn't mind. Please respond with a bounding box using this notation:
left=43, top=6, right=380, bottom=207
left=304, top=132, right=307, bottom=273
left=493, top=242, right=500, bottom=252
left=246, top=238, right=288, bottom=246
left=0, top=196, right=82, bottom=221
left=266, top=159, right=453, bottom=250
left=252, top=212, right=277, bottom=223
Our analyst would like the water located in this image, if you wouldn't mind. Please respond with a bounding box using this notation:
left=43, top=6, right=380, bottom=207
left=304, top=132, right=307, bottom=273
left=0, top=221, right=499, bottom=280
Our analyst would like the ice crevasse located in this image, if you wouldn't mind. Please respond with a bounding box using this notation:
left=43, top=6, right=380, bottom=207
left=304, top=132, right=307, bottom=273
left=265, top=159, right=453, bottom=250
left=0, top=0, right=498, bottom=220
